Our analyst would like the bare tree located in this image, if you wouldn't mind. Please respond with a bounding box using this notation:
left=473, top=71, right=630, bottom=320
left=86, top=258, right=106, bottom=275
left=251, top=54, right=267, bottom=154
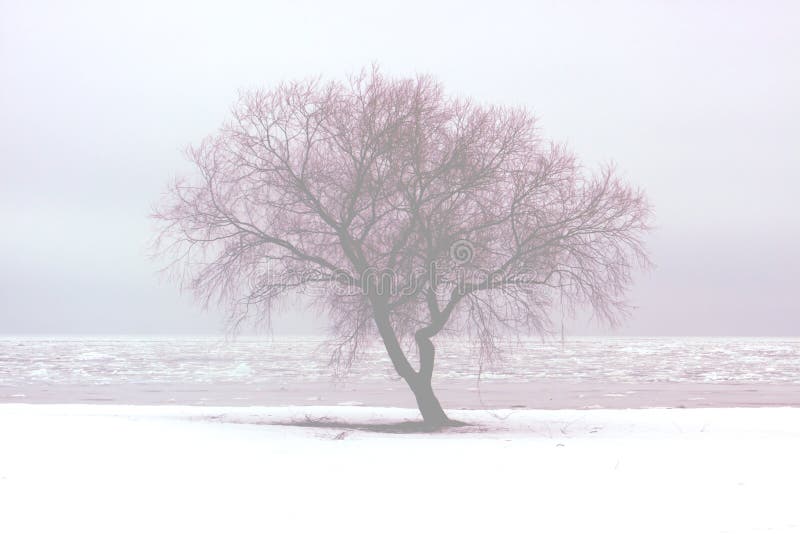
left=153, top=67, right=651, bottom=428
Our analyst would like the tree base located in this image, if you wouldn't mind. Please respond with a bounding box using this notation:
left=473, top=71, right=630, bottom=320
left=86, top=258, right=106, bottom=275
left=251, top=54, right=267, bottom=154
left=420, top=417, right=468, bottom=431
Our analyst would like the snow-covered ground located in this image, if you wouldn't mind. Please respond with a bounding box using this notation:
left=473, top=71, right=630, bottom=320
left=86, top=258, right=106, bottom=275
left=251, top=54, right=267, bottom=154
left=1, top=404, right=798, bottom=533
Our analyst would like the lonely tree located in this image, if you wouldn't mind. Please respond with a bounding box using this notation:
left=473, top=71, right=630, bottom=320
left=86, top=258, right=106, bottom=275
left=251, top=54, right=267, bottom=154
left=153, top=68, right=651, bottom=428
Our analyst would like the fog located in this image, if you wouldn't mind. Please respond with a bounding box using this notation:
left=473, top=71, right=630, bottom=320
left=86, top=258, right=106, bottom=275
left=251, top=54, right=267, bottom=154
left=1, top=0, right=798, bottom=335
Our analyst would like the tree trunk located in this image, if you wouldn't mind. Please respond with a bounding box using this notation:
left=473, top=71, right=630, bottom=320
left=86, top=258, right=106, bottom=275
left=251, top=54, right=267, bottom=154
left=408, top=374, right=451, bottom=428
left=370, top=302, right=459, bottom=429
left=407, top=332, right=461, bottom=428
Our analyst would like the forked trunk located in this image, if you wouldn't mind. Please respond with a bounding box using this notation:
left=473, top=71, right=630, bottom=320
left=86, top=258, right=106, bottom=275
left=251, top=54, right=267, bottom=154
left=371, top=305, right=459, bottom=429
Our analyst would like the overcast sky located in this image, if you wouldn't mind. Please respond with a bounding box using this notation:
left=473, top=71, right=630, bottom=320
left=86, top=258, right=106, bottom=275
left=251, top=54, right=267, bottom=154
left=1, top=0, right=798, bottom=336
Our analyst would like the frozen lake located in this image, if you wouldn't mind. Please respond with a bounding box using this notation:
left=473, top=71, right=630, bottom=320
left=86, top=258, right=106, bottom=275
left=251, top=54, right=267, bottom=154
left=1, top=336, right=799, bottom=408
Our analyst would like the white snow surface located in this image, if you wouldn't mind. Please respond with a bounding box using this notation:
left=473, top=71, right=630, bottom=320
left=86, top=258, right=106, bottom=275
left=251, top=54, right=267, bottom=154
left=1, top=404, right=798, bottom=533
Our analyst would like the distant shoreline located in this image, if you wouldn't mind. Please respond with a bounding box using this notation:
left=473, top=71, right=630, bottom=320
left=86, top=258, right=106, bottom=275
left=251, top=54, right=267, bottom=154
left=2, top=379, right=798, bottom=409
